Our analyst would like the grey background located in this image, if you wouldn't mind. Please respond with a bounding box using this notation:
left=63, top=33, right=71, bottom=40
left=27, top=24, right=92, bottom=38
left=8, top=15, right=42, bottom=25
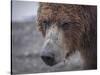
left=12, top=1, right=39, bottom=21
left=12, top=1, right=82, bottom=74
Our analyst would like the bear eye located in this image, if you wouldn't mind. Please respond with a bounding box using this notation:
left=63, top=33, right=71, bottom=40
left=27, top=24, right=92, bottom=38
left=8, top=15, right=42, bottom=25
left=61, top=22, right=70, bottom=30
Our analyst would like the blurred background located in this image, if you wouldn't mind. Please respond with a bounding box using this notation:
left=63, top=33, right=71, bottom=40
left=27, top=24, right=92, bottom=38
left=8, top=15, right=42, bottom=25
left=12, top=1, right=82, bottom=74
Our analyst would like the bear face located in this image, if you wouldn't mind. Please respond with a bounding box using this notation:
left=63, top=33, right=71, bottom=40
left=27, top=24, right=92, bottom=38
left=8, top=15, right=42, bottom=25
left=37, top=3, right=97, bottom=69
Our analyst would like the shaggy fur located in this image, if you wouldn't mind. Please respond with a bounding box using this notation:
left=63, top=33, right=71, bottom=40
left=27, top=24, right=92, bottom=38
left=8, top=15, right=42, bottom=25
left=37, top=3, right=97, bottom=69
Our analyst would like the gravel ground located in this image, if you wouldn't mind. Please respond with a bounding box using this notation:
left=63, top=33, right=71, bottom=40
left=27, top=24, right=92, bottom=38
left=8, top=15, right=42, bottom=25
left=12, top=17, right=83, bottom=74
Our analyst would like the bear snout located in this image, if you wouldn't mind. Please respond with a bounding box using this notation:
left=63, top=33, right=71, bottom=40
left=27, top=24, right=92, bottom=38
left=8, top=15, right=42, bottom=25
left=40, top=52, right=57, bottom=66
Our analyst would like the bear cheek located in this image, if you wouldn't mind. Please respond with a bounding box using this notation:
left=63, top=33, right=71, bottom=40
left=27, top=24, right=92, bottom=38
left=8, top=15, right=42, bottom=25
left=56, top=30, right=71, bottom=58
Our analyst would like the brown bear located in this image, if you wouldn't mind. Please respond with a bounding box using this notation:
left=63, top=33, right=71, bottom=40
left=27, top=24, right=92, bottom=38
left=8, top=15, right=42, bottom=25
left=37, top=3, right=97, bottom=70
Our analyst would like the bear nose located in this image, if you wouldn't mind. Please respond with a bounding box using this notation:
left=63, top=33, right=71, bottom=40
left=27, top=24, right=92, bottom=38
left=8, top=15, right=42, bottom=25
left=41, top=53, right=57, bottom=66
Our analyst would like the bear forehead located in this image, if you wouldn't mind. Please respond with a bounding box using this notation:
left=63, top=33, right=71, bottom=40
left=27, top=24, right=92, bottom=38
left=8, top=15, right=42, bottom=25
left=39, top=3, right=81, bottom=23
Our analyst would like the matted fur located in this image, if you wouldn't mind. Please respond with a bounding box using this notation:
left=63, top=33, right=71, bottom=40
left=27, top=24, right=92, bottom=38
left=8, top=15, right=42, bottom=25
left=37, top=3, right=97, bottom=69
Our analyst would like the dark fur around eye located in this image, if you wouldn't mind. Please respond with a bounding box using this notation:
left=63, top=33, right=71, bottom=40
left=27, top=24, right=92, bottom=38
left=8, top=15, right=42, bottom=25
left=61, top=22, right=80, bottom=30
left=43, top=20, right=50, bottom=30
left=61, top=22, right=70, bottom=30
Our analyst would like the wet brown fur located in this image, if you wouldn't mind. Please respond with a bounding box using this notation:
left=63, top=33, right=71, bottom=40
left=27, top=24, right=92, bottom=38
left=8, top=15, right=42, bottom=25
left=37, top=3, right=97, bottom=69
